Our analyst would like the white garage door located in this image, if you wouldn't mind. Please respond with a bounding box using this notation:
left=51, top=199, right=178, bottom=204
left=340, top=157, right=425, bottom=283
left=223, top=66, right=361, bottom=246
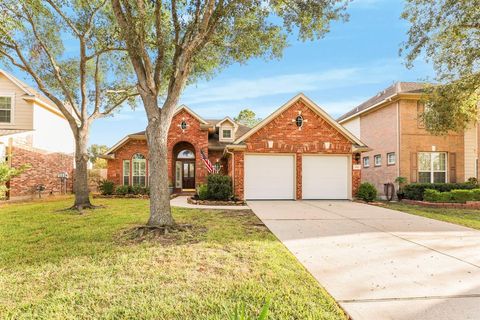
left=244, top=154, right=295, bottom=200
left=302, top=155, right=349, bottom=199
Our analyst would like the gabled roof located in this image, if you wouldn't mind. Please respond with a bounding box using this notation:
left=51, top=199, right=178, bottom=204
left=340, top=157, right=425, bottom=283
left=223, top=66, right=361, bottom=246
left=215, top=116, right=238, bottom=129
left=234, top=93, right=367, bottom=148
left=0, top=69, right=69, bottom=119
left=337, top=82, right=426, bottom=123
left=175, top=105, right=208, bottom=124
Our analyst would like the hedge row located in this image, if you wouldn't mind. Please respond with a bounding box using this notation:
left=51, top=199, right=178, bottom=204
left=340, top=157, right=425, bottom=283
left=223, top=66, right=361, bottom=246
left=423, top=189, right=480, bottom=203
left=403, top=183, right=477, bottom=200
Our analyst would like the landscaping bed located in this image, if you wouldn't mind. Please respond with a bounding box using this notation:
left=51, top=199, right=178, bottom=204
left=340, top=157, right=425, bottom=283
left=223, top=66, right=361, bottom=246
left=188, top=196, right=246, bottom=206
left=0, top=197, right=346, bottom=319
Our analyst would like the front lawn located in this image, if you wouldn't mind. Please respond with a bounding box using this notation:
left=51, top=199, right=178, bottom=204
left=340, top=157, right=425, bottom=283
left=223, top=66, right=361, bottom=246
left=0, top=198, right=346, bottom=319
left=383, top=202, right=480, bottom=230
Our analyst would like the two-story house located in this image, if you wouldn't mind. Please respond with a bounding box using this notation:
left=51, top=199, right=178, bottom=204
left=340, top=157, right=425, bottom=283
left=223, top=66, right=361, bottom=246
left=338, top=82, right=478, bottom=196
left=103, top=94, right=369, bottom=200
left=0, top=69, right=75, bottom=200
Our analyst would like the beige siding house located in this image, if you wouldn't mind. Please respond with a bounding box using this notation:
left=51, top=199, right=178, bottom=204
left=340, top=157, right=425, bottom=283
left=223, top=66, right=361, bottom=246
left=0, top=69, right=75, bottom=200
left=339, top=82, right=477, bottom=196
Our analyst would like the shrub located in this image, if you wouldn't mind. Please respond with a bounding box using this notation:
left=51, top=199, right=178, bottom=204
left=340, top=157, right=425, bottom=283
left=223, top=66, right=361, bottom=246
left=356, top=182, right=377, bottom=202
left=197, top=184, right=208, bottom=200
left=131, top=184, right=145, bottom=195
left=403, top=183, right=476, bottom=200
left=115, top=185, right=130, bottom=195
left=206, top=174, right=232, bottom=200
left=423, top=188, right=480, bottom=203
left=467, top=177, right=478, bottom=186
left=98, top=179, right=115, bottom=195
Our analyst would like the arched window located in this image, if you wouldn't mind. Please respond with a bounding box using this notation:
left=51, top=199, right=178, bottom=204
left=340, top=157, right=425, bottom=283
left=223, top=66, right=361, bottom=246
left=132, top=153, right=146, bottom=186
left=177, top=149, right=195, bottom=159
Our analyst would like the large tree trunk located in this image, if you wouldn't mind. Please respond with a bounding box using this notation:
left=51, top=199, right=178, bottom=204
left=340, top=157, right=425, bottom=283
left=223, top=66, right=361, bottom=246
left=73, top=128, right=93, bottom=209
left=145, top=115, right=175, bottom=227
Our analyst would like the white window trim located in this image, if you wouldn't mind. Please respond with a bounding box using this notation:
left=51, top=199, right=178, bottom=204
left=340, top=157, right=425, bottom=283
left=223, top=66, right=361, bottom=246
left=418, top=152, right=448, bottom=183
left=132, top=155, right=147, bottom=186
left=387, top=152, right=396, bottom=165
left=220, top=127, right=234, bottom=141
left=363, top=156, right=370, bottom=168
left=0, top=93, right=15, bottom=125
left=374, top=154, right=382, bottom=167
left=123, top=160, right=130, bottom=185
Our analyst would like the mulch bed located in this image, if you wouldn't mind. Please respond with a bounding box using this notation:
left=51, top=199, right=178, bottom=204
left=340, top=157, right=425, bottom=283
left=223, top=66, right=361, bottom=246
left=187, top=197, right=247, bottom=206
left=93, top=194, right=178, bottom=199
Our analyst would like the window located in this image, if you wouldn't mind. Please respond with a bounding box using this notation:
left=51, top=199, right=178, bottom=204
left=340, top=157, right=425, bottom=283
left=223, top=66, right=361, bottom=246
left=374, top=154, right=381, bottom=167
left=132, top=153, right=146, bottom=186
left=295, top=115, right=304, bottom=128
left=222, top=129, right=232, bottom=139
left=418, top=152, right=447, bottom=183
left=180, top=121, right=187, bottom=130
left=0, top=96, right=12, bottom=123
left=363, top=156, right=370, bottom=168
left=417, top=101, right=425, bottom=128
left=387, top=152, right=396, bottom=165
left=123, top=160, right=130, bottom=185
left=177, top=149, right=194, bottom=159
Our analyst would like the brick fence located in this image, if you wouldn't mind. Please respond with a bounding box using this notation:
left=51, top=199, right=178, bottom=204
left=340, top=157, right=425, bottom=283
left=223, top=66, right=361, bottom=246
left=8, top=146, right=74, bottom=200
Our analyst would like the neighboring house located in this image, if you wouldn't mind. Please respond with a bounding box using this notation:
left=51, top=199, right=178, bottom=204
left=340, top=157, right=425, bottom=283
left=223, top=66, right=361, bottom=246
left=0, top=69, right=75, bottom=200
left=103, top=94, right=368, bottom=200
left=338, top=82, right=478, bottom=196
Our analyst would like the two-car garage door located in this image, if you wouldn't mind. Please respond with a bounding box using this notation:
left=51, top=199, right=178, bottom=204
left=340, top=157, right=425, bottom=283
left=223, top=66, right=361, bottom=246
left=244, top=154, right=349, bottom=200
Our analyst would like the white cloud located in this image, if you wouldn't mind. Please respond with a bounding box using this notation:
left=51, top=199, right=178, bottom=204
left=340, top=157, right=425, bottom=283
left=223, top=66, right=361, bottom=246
left=182, top=67, right=365, bottom=105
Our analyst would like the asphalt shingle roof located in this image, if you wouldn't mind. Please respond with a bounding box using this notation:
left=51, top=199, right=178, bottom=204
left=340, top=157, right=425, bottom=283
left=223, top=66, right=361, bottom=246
left=337, top=82, right=426, bottom=122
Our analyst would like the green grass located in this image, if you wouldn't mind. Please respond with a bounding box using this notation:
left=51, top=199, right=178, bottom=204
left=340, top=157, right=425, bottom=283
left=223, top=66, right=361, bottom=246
left=383, top=202, right=480, bottom=230
left=0, top=197, right=346, bottom=320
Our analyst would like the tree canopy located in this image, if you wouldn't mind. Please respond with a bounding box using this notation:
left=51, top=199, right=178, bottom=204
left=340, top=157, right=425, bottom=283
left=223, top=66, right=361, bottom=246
left=234, top=109, right=261, bottom=127
left=401, top=0, right=480, bottom=134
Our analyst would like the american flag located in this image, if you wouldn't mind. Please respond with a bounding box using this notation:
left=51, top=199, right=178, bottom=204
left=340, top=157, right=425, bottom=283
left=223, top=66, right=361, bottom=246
left=200, top=149, right=214, bottom=174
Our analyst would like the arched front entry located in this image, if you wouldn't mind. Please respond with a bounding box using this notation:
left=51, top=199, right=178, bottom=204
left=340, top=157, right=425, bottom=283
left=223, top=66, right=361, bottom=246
left=173, top=142, right=196, bottom=190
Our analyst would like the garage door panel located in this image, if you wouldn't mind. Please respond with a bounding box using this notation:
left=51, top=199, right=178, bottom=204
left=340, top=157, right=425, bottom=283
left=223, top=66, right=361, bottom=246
left=302, top=155, right=349, bottom=199
left=245, top=155, right=295, bottom=200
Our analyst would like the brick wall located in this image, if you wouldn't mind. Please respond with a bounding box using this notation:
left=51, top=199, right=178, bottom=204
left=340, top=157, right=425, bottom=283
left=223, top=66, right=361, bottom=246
left=107, top=109, right=211, bottom=189
left=399, top=99, right=465, bottom=183
left=8, top=146, right=74, bottom=199
left=232, top=98, right=359, bottom=199
left=359, top=101, right=399, bottom=195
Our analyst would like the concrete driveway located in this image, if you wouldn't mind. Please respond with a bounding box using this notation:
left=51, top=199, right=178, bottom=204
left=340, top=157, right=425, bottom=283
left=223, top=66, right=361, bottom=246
left=248, top=200, right=480, bottom=320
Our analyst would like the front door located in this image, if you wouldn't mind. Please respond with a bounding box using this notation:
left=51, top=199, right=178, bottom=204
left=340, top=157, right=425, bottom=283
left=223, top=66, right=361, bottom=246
left=182, top=161, right=195, bottom=189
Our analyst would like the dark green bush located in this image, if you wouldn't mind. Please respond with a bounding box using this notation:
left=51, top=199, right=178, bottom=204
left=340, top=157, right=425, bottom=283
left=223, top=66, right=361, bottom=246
left=206, top=174, right=232, bottom=200
left=403, top=183, right=476, bottom=200
left=423, top=188, right=480, bottom=203
left=356, top=182, right=377, bottom=202
left=131, top=185, right=145, bottom=195
left=115, top=185, right=130, bottom=195
left=197, top=184, right=208, bottom=200
left=98, top=180, right=115, bottom=195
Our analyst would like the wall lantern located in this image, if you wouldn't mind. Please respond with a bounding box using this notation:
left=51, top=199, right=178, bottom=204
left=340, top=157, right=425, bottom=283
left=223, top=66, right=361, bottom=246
left=354, top=153, right=361, bottom=163
left=323, top=141, right=331, bottom=150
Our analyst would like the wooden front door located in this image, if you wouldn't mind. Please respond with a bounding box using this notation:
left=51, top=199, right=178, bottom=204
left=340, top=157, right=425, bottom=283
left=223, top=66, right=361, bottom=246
left=182, top=161, right=195, bottom=189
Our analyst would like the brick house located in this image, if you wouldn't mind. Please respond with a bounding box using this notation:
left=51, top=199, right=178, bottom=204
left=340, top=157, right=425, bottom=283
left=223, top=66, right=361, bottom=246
left=104, top=94, right=368, bottom=200
left=338, top=82, right=478, bottom=196
left=0, top=69, right=75, bottom=200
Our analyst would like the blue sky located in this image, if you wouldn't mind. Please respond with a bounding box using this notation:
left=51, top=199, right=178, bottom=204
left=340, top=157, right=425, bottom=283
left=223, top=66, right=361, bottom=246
left=9, top=0, right=435, bottom=147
